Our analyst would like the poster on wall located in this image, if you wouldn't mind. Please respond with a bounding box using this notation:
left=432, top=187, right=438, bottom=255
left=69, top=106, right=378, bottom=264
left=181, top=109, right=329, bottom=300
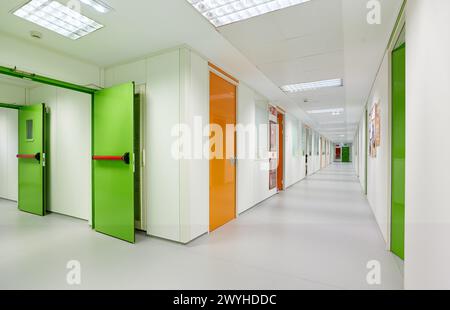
left=375, top=103, right=381, bottom=147
left=369, top=101, right=381, bottom=158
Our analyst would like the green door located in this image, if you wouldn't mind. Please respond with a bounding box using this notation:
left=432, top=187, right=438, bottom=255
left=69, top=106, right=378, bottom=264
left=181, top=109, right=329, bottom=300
left=93, top=82, right=135, bottom=243
left=341, top=147, right=350, bottom=163
left=391, top=44, right=406, bottom=259
left=18, top=103, right=47, bottom=216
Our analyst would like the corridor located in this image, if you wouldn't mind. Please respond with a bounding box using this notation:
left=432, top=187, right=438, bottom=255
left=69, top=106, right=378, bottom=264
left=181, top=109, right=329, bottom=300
left=0, top=164, right=402, bottom=290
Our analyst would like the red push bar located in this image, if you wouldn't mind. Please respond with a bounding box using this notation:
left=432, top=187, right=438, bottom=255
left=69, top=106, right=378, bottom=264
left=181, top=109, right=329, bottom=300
left=17, top=154, right=36, bottom=159
left=16, top=153, right=40, bottom=161
left=92, top=156, right=123, bottom=161
left=92, top=152, right=130, bottom=164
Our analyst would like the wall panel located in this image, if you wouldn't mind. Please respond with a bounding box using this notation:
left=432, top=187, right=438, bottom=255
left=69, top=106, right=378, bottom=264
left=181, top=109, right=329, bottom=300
left=29, top=85, right=91, bottom=221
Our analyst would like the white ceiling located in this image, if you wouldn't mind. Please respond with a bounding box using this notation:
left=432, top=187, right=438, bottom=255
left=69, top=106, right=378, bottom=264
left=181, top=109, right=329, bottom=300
left=0, top=0, right=403, bottom=143
left=219, top=0, right=403, bottom=143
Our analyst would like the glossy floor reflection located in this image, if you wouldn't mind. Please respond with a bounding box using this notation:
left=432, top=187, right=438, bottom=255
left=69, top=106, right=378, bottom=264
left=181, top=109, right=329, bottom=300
left=0, top=163, right=403, bottom=289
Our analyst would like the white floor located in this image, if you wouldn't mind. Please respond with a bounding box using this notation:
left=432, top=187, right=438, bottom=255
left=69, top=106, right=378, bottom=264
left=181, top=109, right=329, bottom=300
left=0, top=163, right=403, bottom=290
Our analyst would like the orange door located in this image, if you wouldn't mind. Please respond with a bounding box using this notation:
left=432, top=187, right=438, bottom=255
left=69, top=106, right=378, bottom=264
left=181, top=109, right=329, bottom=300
left=209, top=71, right=236, bottom=232
left=277, top=113, right=284, bottom=191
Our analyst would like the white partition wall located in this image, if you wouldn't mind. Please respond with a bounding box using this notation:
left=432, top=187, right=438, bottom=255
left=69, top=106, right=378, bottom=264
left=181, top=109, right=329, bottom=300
left=0, top=107, right=18, bottom=201
left=236, top=82, right=256, bottom=214
left=179, top=49, right=210, bottom=242
left=404, top=0, right=450, bottom=290
left=0, top=81, right=24, bottom=202
left=105, top=48, right=210, bottom=243
left=284, top=113, right=306, bottom=188
left=252, top=99, right=277, bottom=207
left=236, top=84, right=281, bottom=214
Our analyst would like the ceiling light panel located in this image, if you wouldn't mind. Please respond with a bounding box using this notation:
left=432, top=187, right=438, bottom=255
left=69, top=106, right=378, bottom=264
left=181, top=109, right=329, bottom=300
left=307, top=108, right=344, bottom=115
left=80, top=0, right=112, bottom=13
left=13, top=0, right=104, bottom=40
left=282, top=78, right=343, bottom=93
left=187, top=0, right=311, bottom=27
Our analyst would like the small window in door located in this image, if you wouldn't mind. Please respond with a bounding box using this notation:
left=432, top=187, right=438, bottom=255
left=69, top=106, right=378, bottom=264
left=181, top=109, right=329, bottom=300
left=26, top=119, right=34, bottom=141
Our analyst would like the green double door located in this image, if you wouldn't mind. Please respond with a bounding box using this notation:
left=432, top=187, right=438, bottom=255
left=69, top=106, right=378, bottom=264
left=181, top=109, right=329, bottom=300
left=391, top=44, right=406, bottom=259
left=93, top=82, right=136, bottom=243
left=17, top=104, right=47, bottom=216
left=341, top=147, right=350, bottom=163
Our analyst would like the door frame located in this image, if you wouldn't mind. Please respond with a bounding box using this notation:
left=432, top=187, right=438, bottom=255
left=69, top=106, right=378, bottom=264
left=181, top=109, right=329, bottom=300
left=0, top=66, right=142, bottom=240
left=0, top=67, right=97, bottom=223
left=0, top=103, right=24, bottom=110
left=276, top=110, right=284, bottom=191
left=386, top=9, right=406, bottom=252
left=134, top=84, right=147, bottom=232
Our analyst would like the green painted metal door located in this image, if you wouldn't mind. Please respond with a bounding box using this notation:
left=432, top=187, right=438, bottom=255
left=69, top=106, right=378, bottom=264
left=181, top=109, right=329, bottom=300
left=93, top=82, right=135, bottom=243
left=18, top=104, right=47, bottom=216
left=391, top=44, right=405, bottom=259
left=341, top=147, right=350, bottom=163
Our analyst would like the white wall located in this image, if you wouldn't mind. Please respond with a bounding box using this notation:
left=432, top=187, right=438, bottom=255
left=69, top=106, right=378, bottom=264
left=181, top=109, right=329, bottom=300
left=284, top=113, right=306, bottom=188
left=236, top=83, right=257, bottom=214
left=29, top=85, right=92, bottom=221
left=309, top=131, right=321, bottom=175
left=0, top=82, right=24, bottom=202
left=357, top=112, right=367, bottom=192
left=404, top=0, right=450, bottom=290
left=145, top=50, right=182, bottom=242
left=0, top=107, right=18, bottom=201
left=252, top=100, right=277, bottom=207
left=236, top=84, right=278, bottom=214
left=179, top=49, right=210, bottom=242
left=0, top=82, right=26, bottom=104
left=365, top=55, right=390, bottom=243
left=0, top=33, right=101, bottom=87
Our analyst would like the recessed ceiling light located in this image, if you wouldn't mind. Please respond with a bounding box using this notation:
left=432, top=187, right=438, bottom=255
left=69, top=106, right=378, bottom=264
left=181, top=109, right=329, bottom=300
left=307, top=108, right=345, bottom=115
left=187, top=0, right=311, bottom=27
left=13, top=0, right=104, bottom=40
left=80, top=0, right=112, bottom=13
left=282, top=78, right=344, bottom=93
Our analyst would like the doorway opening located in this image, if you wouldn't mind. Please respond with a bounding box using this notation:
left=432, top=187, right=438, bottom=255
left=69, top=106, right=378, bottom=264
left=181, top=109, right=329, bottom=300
left=0, top=73, right=91, bottom=219
left=0, top=66, right=141, bottom=243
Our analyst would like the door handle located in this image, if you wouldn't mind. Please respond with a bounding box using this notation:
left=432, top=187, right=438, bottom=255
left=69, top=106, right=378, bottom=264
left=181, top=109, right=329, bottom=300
left=17, top=153, right=40, bottom=162
left=92, top=152, right=130, bottom=164
left=228, top=157, right=237, bottom=166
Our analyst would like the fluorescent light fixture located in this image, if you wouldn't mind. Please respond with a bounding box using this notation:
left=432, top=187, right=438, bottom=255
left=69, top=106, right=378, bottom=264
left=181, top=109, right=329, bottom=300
left=13, top=0, right=104, bottom=40
left=187, top=0, right=311, bottom=27
left=80, top=0, right=112, bottom=13
left=307, top=108, right=344, bottom=115
left=282, top=78, right=343, bottom=93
